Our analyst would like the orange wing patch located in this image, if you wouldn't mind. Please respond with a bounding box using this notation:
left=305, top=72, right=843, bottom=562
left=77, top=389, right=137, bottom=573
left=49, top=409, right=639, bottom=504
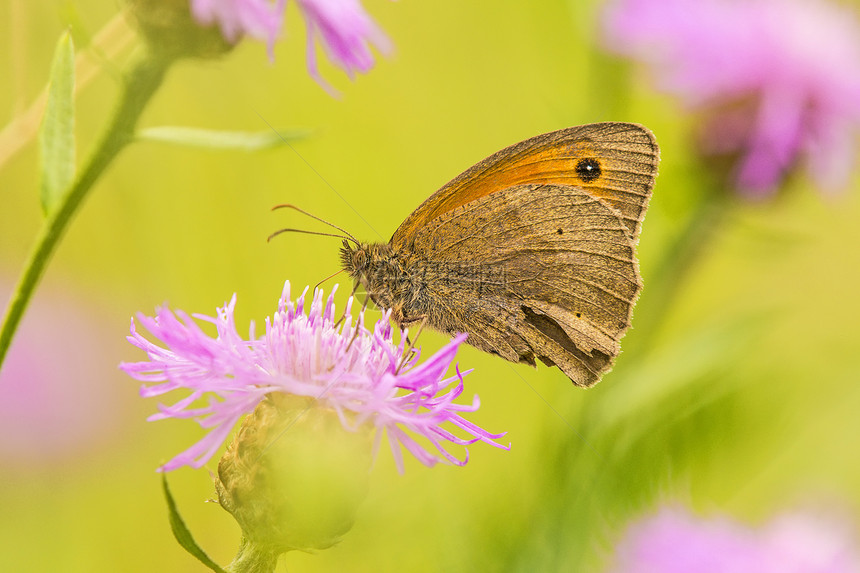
left=390, top=123, right=659, bottom=248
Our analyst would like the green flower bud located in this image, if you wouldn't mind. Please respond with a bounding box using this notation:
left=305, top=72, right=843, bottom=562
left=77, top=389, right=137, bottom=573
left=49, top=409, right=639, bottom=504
left=215, top=393, right=373, bottom=555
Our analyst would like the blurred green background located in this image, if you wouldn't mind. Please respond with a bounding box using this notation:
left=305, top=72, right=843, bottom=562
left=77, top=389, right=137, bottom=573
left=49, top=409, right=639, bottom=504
left=1, top=1, right=859, bottom=571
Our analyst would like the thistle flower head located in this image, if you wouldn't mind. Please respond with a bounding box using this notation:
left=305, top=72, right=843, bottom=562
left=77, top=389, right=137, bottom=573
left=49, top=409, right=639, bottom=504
left=296, top=0, right=393, bottom=94
left=190, top=0, right=286, bottom=57
left=120, top=282, right=508, bottom=473
left=603, top=0, right=860, bottom=197
left=186, top=0, right=391, bottom=91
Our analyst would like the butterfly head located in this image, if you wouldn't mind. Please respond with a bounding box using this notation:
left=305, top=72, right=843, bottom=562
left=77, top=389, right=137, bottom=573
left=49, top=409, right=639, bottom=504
left=340, top=239, right=369, bottom=276
left=340, top=239, right=396, bottom=282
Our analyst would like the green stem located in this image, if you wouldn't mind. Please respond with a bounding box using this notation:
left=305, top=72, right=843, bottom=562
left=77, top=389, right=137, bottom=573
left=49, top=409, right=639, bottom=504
left=505, top=171, right=734, bottom=571
left=0, top=48, right=172, bottom=369
left=225, top=538, right=281, bottom=573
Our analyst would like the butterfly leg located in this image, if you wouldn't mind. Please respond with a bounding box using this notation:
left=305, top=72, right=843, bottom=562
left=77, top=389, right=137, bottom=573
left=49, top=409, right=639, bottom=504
left=342, top=292, right=374, bottom=355
left=396, top=315, right=427, bottom=374
left=335, top=281, right=362, bottom=328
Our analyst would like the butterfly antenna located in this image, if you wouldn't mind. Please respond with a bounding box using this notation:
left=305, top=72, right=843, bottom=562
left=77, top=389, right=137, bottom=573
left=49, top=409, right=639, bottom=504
left=267, top=228, right=353, bottom=242
left=272, top=204, right=360, bottom=246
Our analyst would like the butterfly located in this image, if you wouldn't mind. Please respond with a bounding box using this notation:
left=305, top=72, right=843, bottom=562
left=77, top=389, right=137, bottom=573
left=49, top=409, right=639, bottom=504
left=338, top=122, right=659, bottom=387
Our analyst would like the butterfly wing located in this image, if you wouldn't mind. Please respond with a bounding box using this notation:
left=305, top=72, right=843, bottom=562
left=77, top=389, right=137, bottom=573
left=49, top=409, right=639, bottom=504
left=406, top=183, right=641, bottom=387
left=391, top=122, right=659, bottom=248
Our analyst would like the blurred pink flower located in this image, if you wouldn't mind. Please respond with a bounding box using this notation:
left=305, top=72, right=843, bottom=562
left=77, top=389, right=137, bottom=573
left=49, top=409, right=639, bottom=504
left=296, top=0, right=393, bottom=93
left=191, top=0, right=286, bottom=55
left=608, top=506, right=860, bottom=573
left=189, top=0, right=391, bottom=91
left=120, top=282, right=507, bottom=472
left=603, top=0, right=860, bottom=197
left=0, top=284, right=125, bottom=465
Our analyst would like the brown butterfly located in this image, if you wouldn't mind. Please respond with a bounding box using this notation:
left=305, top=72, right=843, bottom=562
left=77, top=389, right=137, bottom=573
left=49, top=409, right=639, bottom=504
left=339, top=122, right=659, bottom=387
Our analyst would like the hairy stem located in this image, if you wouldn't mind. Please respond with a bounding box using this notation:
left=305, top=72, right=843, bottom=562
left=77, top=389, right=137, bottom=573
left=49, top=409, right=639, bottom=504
left=0, top=48, right=172, bottom=369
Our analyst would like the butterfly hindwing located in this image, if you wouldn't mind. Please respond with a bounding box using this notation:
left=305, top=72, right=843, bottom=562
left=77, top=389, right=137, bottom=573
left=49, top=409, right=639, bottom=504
left=406, top=183, right=640, bottom=387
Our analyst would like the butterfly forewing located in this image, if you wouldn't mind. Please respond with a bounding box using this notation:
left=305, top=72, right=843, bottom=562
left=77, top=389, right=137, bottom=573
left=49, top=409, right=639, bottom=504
left=390, top=122, right=659, bottom=248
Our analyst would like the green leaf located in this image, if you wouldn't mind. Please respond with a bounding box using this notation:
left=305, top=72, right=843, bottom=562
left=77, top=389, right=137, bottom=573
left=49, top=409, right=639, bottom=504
left=137, top=126, right=310, bottom=151
left=38, top=31, right=76, bottom=215
left=162, top=474, right=228, bottom=573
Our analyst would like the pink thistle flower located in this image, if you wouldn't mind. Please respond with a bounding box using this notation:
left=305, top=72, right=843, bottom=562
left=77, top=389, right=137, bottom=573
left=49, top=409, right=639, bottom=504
left=608, top=506, right=860, bottom=573
left=190, top=0, right=286, bottom=56
left=603, top=0, right=860, bottom=198
left=295, top=0, right=393, bottom=94
left=188, top=0, right=391, bottom=92
left=120, top=282, right=508, bottom=473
